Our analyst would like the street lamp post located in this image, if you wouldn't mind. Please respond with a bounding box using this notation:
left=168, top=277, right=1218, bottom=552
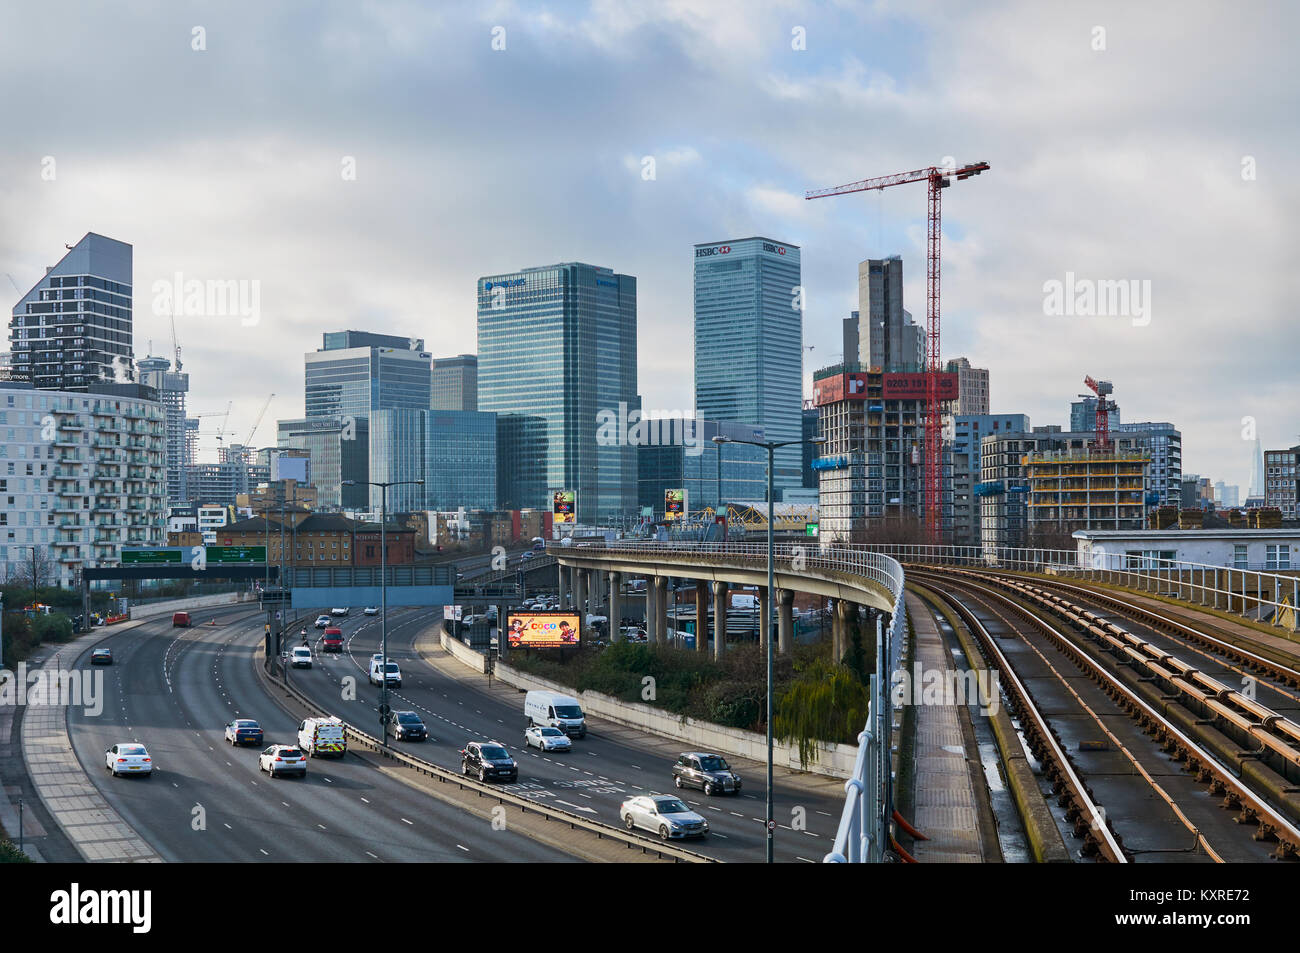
left=713, top=433, right=825, bottom=864
left=344, top=478, right=423, bottom=745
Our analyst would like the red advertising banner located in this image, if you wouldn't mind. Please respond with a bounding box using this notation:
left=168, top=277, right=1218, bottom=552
left=882, top=372, right=958, bottom=401
left=812, top=372, right=870, bottom=406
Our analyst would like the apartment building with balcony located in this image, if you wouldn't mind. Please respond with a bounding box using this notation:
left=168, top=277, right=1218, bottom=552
left=0, top=381, right=166, bottom=586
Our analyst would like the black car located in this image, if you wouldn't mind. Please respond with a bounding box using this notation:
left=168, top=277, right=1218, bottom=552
left=90, top=647, right=113, bottom=666
left=393, top=711, right=427, bottom=742
left=461, top=741, right=518, bottom=783
left=672, top=752, right=743, bottom=795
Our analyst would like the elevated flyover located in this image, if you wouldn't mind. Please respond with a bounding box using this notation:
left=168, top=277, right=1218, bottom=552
left=548, top=538, right=907, bottom=863
left=548, top=540, right=899, bottom=662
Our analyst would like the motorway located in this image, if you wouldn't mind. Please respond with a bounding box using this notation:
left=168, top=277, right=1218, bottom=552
left=64, top=605, right=576, bottom=862
left=289, top=606, right=844, bottom=863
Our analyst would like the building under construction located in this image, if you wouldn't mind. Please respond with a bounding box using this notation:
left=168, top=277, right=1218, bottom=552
left=812, top=363, right=957, bottom=542
left=1022, top=448, right=1150, bottom=534
left=979, top=427, right=1153, bottom=553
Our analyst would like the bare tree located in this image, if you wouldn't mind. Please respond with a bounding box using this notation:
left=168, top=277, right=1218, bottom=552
left=17, top=545, right=54, bottom=591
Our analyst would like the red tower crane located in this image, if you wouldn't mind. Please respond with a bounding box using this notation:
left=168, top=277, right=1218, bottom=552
left=806, top=160, right=990, bottom=537
left=1082, top=376, right=1116, bottom=452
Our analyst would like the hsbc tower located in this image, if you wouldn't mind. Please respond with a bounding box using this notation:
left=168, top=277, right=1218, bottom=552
left=692, top=237, right=803, bottom=497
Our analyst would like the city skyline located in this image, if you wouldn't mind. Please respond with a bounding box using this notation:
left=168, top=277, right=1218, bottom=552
left=3, top=2, right=1295, bottom=496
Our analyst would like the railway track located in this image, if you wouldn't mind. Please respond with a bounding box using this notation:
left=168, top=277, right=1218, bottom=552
left=911, top=569, right=1300, bottom=862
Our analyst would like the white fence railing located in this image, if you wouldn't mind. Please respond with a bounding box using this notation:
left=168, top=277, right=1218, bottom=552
left=558, top=538, right=906, bottom=863
left=861, top=544, right=1300, bottom=632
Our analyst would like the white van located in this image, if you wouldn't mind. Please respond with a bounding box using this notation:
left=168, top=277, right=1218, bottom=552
left=524, top=690, right=586, bottom=739
left=297, top=716, right=347, bottom=758
left=369, top=657, right=402, bottom=688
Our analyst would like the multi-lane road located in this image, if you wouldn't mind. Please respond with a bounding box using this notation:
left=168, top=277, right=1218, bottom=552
left=53, top=588, right=843, bottom=862
left=286, top=606, right=843, bottom=863
left=65, top=605, right=575, bottom=862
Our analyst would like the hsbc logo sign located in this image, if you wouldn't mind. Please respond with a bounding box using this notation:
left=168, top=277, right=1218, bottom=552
left=695, top=245, right=731, bottom=258
left=762, top=242, right=787, bottom=255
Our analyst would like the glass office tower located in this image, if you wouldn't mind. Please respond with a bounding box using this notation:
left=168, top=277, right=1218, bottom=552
left=9, top=232, right=134, bottom=391
left=304, top=332, right=432, bottom=513
left=693, top=237, right=802, bottom=496
left=477, top=262, right=638, bottom=524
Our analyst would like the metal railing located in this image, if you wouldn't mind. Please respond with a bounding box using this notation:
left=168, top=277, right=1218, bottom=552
left=862, top=544, right=1300, bottom=632
left=551, top=538, right=907, bottom=863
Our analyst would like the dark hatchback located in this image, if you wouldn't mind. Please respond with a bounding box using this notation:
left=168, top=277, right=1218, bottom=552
left=461, top=742, right=518, bottom=783
left=393, top=711, right=427, bottom=742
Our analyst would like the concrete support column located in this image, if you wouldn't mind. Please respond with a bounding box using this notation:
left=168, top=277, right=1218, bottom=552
left=646, top=579, right=660, bottom=644
left=557, top=564, right=567, bottom=605
left=592, top=570, right=605, bottom=613
left=654, top=576, right=669, bottom=647
left=575, top=569, right=588, bottom=627
left=777, top=588, right=795, bottom=657
left=695, top=580, right=709, bottom=654
left=608, top=571, right=622, bottom=641
left=759, top=586, right=771, bottom=653
left=834, top=600, right=854, bottom=663
left=712, top=581, right=729, bottom=660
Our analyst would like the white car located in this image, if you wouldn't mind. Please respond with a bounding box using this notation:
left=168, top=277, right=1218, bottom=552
left=105, top=742, right=153, bottom=778
left=363, top=606, right=379, bottom=616
left=290, top=646, right=313, bottom=668
left=331, top=607, right=349, bottom=617
left=259, top=744, right=307, bottom=778
left=525, top=726, right=572, bottom=752
left=314, top=615, right=331, bottom=628
left=619, top=794, right=709, bottom=841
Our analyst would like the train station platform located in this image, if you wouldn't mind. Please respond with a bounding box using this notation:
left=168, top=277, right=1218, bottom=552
left=902, top=591, right=992, bottom=863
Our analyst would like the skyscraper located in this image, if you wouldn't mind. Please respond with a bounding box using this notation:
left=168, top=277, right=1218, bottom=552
left=303, top=331, right=431, bottom=511
left=478, top=262, right=638, bottom=523
left=9, top=232, right=134, bottom=390
left=431, top=353, right=478, bottom=411
left=305, top=332, right=431, bottom=421
left=137, top=354, right=191, bottom=504
left=857, top=256, right=925, bottom=371
left=694, top=237, right=803, bottom=494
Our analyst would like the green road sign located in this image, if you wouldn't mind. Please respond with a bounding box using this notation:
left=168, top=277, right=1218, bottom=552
left=207, top=546, right=266, bottom=564
left=120, top=549, right=183, bottom=565
left=805, top=523, right=819, bottom=536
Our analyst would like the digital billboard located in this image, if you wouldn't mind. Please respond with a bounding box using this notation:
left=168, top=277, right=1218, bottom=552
left=664, top=488, right=687, bottom=520
left=552, top=490, right=576, bottom=524
left=507, top=611, right=581, bottom=649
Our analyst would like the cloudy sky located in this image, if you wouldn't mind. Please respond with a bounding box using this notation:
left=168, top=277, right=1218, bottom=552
left=2, top=0, right=1296, bottom=492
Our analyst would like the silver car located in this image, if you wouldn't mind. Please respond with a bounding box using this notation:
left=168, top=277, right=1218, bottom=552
left=525, top=725, right=572, bottom=752
left=620, top=794, right=709, bottom=841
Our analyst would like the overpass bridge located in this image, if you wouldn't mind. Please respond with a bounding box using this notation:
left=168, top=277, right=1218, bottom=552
left=547, top=539, right=906, bottom=863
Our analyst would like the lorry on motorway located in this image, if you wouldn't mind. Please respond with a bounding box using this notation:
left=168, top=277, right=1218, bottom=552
left=297, top=716, right=347, bottom=758
left=524, top=690, right=587, bottom=739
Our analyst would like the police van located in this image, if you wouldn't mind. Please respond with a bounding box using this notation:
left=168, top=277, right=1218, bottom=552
left=297, top=716, right=347, bottom=758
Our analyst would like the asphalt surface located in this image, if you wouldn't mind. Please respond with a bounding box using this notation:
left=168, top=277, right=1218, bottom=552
left=290, top=607, right=844, bottom=863
left=64, top=606, right=577, bottom=862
